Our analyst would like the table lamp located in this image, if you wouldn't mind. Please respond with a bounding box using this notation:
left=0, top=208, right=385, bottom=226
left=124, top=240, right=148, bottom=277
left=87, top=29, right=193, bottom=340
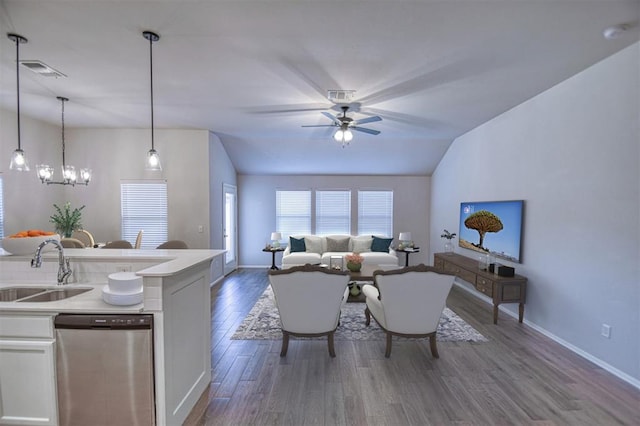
left=398, top=232, right=412, bottom=249
left=270, top=232, right=282, bottom=248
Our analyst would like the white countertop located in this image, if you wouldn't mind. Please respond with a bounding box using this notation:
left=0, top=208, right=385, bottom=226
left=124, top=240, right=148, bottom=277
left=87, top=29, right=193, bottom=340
left=0, top=248, right=225, bottom=313
left=0, top=282, right=143, bottom=313
left=1, top=248, right=225, bottom=276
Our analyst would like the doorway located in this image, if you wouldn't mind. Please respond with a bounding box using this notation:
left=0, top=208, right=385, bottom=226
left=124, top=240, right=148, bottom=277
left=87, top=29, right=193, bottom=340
left=223, top=183, right=238, bottom=275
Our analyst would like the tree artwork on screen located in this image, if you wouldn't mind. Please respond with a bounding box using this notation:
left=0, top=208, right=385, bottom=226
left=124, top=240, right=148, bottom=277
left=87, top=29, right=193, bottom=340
left=464, top=210, right=503, bottom=250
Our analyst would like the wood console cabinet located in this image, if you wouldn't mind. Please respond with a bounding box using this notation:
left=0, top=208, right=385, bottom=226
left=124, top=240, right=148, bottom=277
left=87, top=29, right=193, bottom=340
left=434, top=252, right=527, bottom=324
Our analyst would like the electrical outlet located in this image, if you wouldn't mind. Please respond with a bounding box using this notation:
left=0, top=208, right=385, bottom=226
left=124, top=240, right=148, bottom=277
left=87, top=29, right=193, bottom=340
left=116, top=264, right=132, bottom=272
left=601, top=324, right=611, bottom=339
left=198, top=225, right=204, bottom=233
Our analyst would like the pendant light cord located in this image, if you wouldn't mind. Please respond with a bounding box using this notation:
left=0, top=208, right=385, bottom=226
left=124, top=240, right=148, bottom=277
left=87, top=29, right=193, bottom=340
left=60, top=97, right=66, bottom=167
left=15, top=37, right=22, bottom=150
left=148, top=34, right=155, bottom=151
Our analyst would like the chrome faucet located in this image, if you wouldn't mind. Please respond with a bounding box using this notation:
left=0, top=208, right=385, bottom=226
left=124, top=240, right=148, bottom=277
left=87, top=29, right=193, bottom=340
left=31, top=238, right=72, bottom=285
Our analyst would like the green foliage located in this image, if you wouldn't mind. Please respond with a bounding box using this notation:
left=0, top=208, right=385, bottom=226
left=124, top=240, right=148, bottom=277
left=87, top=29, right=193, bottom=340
left=50, top=202, right=85, bottom=238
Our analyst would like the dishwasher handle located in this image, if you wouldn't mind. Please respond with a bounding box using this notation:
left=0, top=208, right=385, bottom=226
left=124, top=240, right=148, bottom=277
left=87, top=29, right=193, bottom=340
left=55, top=314, right=153, bottom=330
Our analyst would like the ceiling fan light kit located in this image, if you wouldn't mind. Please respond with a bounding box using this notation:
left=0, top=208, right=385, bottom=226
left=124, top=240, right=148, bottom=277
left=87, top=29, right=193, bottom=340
left=334, top=127, right=353, bottom=147
left=37, top=97, right=91, bottom=186
left=302, top=105, right=382, bottom=147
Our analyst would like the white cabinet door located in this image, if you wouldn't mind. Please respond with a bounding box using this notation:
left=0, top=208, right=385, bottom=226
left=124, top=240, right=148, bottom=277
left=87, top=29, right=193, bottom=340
left=0, top=340, right=57, bottom=426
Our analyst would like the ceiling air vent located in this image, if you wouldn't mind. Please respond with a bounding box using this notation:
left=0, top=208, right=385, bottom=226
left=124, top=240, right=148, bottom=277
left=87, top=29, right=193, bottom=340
left=19, top=60, right=66, bottom=78
left=327, top=89, right=355, bottom=103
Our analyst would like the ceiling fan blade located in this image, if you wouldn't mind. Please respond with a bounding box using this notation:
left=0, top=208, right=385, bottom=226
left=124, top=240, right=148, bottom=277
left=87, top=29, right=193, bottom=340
left=353, top=115, right=382, bottom=125
left=351, top=126, right=381, bottom=135
left=322, top=111, right=341, bottom=125
left=245, top=103, right=331, bottom=115
left=301, top=124, right=335, bottom=128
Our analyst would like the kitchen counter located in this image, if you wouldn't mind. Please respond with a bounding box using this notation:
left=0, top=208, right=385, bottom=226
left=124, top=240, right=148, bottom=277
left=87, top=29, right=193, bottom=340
left=0, top=282, right=143, bottom=313
left=0, top=248, right=225, bottom=426
left=1, top=247, right=221, bottom=275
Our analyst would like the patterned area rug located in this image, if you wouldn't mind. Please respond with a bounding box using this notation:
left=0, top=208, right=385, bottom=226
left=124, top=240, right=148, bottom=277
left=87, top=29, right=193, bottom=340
left=231, top=286, right=488, bottom=342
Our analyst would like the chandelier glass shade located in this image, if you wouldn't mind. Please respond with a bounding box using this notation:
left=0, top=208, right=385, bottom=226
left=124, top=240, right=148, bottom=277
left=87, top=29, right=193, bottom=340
left=143, top=31, right=162, bottom=171
left=36, top=97, right=91, bottom=186
left=8, top=33, right=30, bottom=171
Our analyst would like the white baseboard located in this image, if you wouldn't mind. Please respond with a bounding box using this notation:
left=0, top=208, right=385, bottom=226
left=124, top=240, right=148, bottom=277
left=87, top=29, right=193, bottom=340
left=452, top=281, right=640, bottom=391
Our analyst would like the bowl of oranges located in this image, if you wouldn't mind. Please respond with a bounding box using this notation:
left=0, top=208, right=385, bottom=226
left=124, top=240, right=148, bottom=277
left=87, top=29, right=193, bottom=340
left=1, top=230, right=60, bottom=255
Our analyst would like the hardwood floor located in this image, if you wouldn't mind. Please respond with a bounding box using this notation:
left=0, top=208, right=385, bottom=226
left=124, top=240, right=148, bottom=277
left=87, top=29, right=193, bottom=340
left=184, top=268, right=640, bottom=425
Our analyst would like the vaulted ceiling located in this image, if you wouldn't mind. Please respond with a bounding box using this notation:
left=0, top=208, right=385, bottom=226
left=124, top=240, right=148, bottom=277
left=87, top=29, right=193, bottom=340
left=1, top=0, right=638, bottom=175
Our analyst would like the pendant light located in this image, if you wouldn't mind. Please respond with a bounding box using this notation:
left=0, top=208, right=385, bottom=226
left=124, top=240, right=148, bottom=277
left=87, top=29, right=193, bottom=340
left=7, top=33, right=29, bottom=171
left=143, top=31, right=161, bottom=171
left=36, top=97, right=91, bottom=186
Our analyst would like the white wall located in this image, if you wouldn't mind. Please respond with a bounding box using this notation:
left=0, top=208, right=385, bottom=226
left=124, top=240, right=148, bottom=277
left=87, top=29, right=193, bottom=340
left=1, top=121, right=212, bottom=250
left=0, top=109, right=64, bottom=233
left=430, top=42, right=639, bottom=383
left=238, top=174, right=430, bottom=267
left=64, top=128, right=211, bottom=249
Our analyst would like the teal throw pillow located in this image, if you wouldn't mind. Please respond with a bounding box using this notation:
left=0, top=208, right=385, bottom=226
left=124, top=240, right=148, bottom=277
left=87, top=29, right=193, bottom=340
left=371, top=236, right=393, bottom=252
left=289, top=237, right=306, bottom=253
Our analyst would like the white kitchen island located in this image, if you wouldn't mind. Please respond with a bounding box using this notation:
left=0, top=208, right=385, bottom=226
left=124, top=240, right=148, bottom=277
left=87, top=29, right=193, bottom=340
left=0, top=248, right=225, bottom=426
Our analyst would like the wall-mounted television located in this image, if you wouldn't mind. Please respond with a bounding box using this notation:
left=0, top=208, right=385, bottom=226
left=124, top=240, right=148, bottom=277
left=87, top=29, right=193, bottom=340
left=458, top=200, right=524, bottom=263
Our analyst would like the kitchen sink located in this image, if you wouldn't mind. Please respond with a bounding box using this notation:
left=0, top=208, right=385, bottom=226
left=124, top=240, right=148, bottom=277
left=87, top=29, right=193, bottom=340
left=18, top=287, right=92, bottom=302
left=0, top=287, right=50, bottom=302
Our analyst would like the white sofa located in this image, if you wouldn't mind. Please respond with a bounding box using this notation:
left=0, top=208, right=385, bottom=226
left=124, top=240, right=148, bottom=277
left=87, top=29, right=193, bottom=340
left=281, top=235, right=398, bottom=267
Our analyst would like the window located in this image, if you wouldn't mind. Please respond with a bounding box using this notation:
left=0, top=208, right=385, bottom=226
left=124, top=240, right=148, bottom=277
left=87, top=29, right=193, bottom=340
left=121, top=181, right=167, bottom=248
left=316, top=190, right=350, bottom=235
left=276, top=190, right=311, bottom=239
left=0, top=176, right=4, bottom=238
left=358, top=190, right=393, bottom=237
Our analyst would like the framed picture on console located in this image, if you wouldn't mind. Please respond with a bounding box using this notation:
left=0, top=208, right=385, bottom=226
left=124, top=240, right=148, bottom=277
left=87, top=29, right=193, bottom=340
left=458, top=200, right=524, bottom=263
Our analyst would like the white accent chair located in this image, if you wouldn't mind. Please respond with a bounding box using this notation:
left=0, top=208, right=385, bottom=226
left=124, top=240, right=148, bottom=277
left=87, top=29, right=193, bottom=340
left=363, top=264, right=455, bottom=358
left=268, top=264, right=350, bottom=357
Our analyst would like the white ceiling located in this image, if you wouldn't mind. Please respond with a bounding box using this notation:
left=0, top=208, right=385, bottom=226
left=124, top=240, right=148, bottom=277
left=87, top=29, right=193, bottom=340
left=1, top=0, right=638, bottom=175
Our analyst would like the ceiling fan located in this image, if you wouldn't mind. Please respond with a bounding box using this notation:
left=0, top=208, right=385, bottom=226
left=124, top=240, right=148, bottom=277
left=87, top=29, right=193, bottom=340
left=302, top=106, right=382, bottom=145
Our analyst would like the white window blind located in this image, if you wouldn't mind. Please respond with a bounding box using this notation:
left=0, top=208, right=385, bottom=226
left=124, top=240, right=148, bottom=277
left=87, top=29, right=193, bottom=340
left=357, top=190, right=393, bottom=237
left=276, top=190, right=311, bottom=239
left=316, top=190, right=351, bottom=235
left=121, top=181, right=168, bottom=249
left=0, top=177, right=4, bottom=238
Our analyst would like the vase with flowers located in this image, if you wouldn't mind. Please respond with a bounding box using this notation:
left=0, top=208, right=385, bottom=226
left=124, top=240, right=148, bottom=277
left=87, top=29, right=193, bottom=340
left=345, top=252, right=364, bottom=272
left=440, top=229, right=456, bottom=255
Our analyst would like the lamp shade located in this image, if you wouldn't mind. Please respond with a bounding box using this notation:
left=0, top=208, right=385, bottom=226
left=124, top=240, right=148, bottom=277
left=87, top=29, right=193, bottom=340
left=398, top=232, right=412, bottom=241
left=270, top=232, right=282, bottom=241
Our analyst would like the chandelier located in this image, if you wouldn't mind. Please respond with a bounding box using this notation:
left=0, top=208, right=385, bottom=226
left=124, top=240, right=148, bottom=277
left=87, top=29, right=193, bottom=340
left=36, top=97, right=91, bottom=186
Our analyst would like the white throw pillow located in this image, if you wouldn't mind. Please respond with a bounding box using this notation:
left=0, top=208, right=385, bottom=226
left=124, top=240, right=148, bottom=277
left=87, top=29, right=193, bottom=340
left=352, top=235, right=373, bottom=253
left=326, top=236, right=350, bottom=252
left=304, top=235, right=323, bottom=254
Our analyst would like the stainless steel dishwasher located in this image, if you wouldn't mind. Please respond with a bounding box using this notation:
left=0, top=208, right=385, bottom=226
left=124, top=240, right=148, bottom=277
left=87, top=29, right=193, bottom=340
left=55, top=314, right=155, bottom=426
